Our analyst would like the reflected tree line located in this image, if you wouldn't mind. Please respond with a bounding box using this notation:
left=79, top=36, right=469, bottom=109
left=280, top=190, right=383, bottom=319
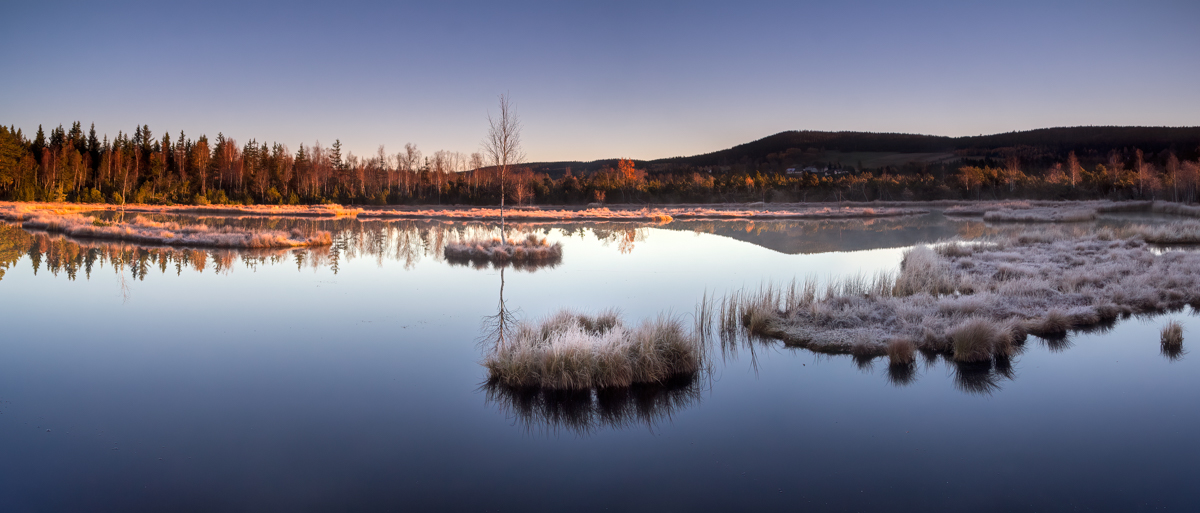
left=0, top=219, right=656, bottom=283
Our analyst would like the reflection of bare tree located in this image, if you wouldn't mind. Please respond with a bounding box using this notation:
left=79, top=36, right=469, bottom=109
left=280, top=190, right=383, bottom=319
left=593, top=226, right=647, bottom=254
left=479, top=268, right=518, bottom=354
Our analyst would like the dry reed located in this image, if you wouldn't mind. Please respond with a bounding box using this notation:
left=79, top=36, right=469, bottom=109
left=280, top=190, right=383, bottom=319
left=886, top=338, right=916, bottom=366
left=1161, top=321, right=1184, bottom=350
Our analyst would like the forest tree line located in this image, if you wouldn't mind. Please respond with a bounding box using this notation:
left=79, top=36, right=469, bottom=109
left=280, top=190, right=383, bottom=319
left=2, top=122, right=1199, bottom=206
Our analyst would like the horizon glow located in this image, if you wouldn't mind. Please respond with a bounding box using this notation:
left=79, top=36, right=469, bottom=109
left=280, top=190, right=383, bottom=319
left=2, top=0, right=1197, bottom=163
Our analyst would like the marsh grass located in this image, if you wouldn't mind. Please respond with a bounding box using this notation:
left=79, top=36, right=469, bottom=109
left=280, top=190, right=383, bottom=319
left=983, top=208, right=1097, bottom=223
left=483, top=309, right=708, bottom=390
left=885, top=338, right=916, bottom=367
left=1129, top=220, right=1200, bottom=244
left=1161, top=321, right=1184, bottom=360
left=715, top=225, right=1200, bottom=366
left=364, top=205, right=926, bottom=222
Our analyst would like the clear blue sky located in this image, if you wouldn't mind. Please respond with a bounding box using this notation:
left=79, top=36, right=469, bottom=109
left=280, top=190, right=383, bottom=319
left=2, top=0, right=1197, bottom=162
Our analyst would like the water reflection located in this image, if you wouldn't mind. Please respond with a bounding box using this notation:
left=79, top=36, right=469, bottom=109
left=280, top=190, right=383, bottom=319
left=1038, top=334, right=1075, bottom=353
left=952, top=358, right=1017, bottom=396
left=1, top=219, right=655, bottom=282
left=886, top=362, right=918, bottom=386
left=1162, top=345, right=1186, bottom=361
left=665, top=214, right=959, bottom=254
left=0, top=224, right=308, bottom=282
left=481, top=375, right=704, bottom=436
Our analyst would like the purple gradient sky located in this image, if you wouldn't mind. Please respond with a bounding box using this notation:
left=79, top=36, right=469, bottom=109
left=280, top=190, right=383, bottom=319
left=2, top=0, right=1197, bottom=162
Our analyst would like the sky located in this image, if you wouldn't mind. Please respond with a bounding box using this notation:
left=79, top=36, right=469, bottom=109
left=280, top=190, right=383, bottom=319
left=2, top=0, right=1197, bottom=162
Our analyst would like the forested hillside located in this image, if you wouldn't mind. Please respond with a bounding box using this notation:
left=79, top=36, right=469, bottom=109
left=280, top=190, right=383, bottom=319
left=2, top=123, right=1197, bottom=206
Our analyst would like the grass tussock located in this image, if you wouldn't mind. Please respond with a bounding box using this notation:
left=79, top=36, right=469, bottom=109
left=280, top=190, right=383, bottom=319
left=948, top=318, right=1014, bottom=362
left=715, top=227, right=1200, bottom=363
left=483, top=309, right=708, bottom=390
left=444, top=234, right=563, bottom=267
left=886, top=338, right=916, bottom=366
left=5, top=209, right=331, bottom=248
left=1161, top=320, right=1184, bottom=350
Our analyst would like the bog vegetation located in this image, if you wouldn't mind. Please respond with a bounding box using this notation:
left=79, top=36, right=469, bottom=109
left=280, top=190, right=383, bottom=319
left=719, top=223, right=1200, bottom=366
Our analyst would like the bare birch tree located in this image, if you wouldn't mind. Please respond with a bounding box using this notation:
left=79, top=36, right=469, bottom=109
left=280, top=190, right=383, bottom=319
left=482, top=93, right=525, bottom=233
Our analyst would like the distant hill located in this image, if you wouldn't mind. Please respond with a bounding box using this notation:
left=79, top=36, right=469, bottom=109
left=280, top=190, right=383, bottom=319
left=525, top=126, right=1200, bottom=175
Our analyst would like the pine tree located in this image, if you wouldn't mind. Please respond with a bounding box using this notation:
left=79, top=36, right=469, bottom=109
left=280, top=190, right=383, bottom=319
left=87, top=123, right=100, bottom=170
left=331, top=140, right=343, bottom=170
left=31, top=125, right=45, bottom=159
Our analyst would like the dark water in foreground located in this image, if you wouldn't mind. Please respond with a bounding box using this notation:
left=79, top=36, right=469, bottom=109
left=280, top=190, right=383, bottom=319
left=1, top=212, right=1197, bottom=511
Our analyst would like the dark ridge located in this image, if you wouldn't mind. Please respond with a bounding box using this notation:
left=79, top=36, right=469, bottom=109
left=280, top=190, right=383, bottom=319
left=525, top=126, right=1200, bottom=173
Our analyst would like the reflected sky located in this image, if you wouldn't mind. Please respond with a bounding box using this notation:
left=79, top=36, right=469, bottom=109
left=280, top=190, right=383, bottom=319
left=1, top=214, right=1199, bottom=511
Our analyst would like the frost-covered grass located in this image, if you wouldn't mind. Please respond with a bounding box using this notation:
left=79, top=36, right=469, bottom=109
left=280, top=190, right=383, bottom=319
left=0, top=201, right=360, bottom=218
left=946, top=200, right=1200, bottom=224
left=2, top=207, right=331, bottom=248
left=944, top=201, right=1033, bottom=216
left=483, top=310, right=708, bottom=390
left=719, top=224, right=1200, bottom=362
left=136, top=204, right=361, bottom=217
left=982, top=208, right=1098, bottom=223
left=362, top=205, right=926, bottom=222
left=1128, top=220, right=1200, bottom=244
left=444, top=234, right=563, bottom=268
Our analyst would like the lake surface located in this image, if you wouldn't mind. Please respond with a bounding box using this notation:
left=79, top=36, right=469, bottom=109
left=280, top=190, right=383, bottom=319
left=1, top=211, right=1198, bottom=511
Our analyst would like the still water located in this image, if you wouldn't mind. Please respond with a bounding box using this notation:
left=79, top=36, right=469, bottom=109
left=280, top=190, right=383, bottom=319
left=1, top=213, right=1197, bottom=511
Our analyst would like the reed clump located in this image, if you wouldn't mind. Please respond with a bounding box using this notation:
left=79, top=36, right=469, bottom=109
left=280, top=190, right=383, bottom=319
left=484, top=310, right=708, bottom=390
left=886, top=338, right=916, bottom=366
left=444, top=234, right=563, bottom=266
left=948, top=318, right=1014, bottom=362
left=1161, top=321, right=1184, bottom=350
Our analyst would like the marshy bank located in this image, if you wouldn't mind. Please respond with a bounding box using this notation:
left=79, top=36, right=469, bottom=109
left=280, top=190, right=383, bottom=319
left=1, top=203, right=332, bottom=248
left=362, top=204, right=928, bottom=222
left=718, top=222, right=1200, bottom=367
left=946, top=200, right=1200, bottom=224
